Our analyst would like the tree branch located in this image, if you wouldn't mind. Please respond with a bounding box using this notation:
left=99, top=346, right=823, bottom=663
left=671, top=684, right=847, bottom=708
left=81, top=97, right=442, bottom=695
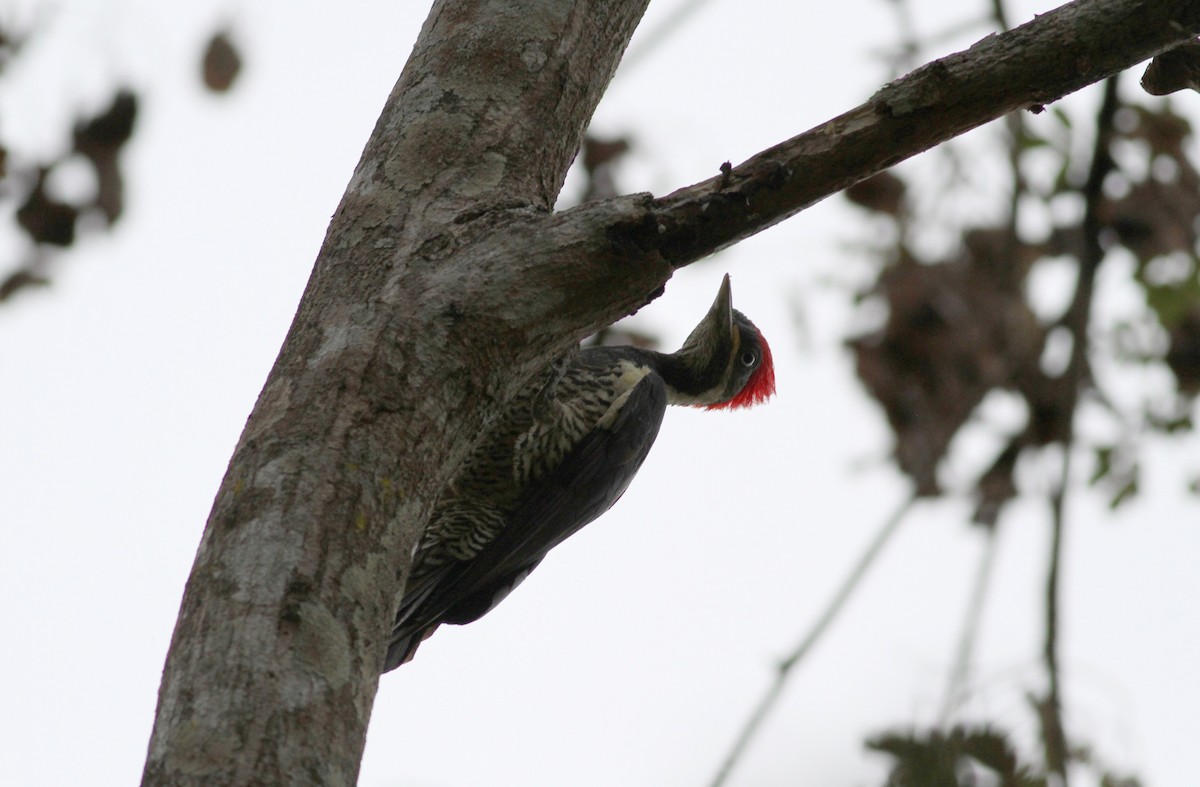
left=627, top=0, right=1200, bottom=266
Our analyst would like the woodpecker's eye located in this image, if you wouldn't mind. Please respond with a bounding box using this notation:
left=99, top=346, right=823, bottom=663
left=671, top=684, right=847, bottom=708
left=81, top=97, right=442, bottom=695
left=740, top=350, right=758, bottom=367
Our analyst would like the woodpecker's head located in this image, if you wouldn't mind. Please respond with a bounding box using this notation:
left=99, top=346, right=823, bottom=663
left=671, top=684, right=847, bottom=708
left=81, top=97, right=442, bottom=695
left=663, top=274, right=775, bottom=409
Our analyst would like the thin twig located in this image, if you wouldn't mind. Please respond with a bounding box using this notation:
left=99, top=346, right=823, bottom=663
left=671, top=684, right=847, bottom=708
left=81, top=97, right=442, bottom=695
left=1042, top=458, right=1071, bottom=782
left=936, top=0, right=1022, bottom=728
left=938, top=522, right=1002, bottom=725
left=1039, top=74, right=1122, bottom=786
left=707, top=493, right=918, bottom=787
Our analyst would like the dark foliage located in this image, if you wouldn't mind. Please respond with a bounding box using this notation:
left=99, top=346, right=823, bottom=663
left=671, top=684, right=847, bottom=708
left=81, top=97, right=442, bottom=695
left=848, top=99, right=1200, bottom=511
left=1, top=22, right=243, bottom=304
left=0, top=88, right=139, bottom=302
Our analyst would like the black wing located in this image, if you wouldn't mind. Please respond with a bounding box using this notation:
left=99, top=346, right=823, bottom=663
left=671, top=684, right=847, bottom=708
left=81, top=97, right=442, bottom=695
left=384, top=371, right=668, bottom=670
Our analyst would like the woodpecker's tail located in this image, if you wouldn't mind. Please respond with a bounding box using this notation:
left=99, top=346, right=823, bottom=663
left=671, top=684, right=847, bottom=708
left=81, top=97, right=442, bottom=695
left=383, top=624, right=438, bottom=672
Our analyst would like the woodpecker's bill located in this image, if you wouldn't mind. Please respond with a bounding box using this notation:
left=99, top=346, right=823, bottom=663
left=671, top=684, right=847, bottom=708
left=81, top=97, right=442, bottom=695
left=385, top=274, right=775, bottom=669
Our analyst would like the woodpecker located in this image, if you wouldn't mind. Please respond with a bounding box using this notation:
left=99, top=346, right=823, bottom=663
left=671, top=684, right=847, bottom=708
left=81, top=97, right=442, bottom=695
left=385, top=274, right=775, bottom=669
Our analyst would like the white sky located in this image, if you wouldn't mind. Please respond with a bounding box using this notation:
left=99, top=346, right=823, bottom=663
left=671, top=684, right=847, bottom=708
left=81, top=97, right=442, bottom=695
left=2, top=1, right=1198, bottom=786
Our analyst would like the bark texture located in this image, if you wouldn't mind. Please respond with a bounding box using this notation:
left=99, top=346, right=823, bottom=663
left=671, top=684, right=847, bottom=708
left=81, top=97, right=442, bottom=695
left=143, top=0, right=1200, bottom=784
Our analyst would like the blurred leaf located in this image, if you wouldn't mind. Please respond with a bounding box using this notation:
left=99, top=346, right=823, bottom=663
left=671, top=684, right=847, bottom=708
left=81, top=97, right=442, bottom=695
left=1145, top=281, right=1199, bottom=328
left=1051, top=156, right=1075, bottom=194
left=202, top=29, right=242, bottom=93
left=16, top=170, right=77, bottom=247
left=869, top=728, right=961, bottom=787
left=1109, top=319, right=1161, bottom=365
left=845, top=171, right=907, bottom=216
left=1165, top=306, right=1200, bottom=395
left=0, top=268, right=49, bottom=301
left=0, top=19, right=33, bottom=74
left=1117, top=103, right=1193, bottom=159
left=1152, top=412, right=1194, bottom=433
left=1104, top=180, right=1200, bottom=266
left=1144, top=395, right=1194, bottom=433
left=1051, top=106, right=1073, bottom=130
left=868, top=726, right=1049, bottom=787
left=581, top=135, right=631, bottom=172
left=73, top=88, right=138, bottom=224
left=1100, top=776, right=1144, bottom=787
left=1090, top=445, right=1114, bottom=485
left=1015, top=131, right=1051, bottom=151
left=578, top=134, right=632, bottom=202
left=1089, top=442, right=1139, bottom=509
left=1109, top=472, right=1139, bottom=509
left=73, top=89, right=137, bottom=155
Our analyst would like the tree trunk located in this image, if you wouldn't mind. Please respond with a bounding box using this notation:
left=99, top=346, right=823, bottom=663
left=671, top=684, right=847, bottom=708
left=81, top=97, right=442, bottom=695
left=142, top=0, right=1200, bottom=783
left=141, top=2, right=658, bottom=783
